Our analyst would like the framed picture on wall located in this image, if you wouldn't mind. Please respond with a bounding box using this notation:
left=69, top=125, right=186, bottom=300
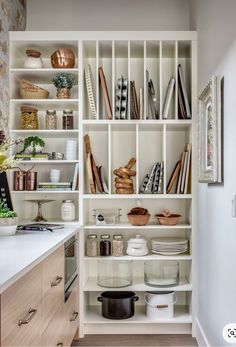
left=198, top=75, right=223, bottom=183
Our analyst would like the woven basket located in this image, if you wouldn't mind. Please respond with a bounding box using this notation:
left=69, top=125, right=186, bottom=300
left=20, top=79, right=49, bottom=99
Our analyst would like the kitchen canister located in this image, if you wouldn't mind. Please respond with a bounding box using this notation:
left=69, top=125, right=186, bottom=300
left=45, top=110, right=57, bottom=129
left=145, top=291, right=177, bottom=320
left=86, top=234, right=98, bottom=257
left=61, top=200, right=75, bottom=221
left=144, top=261, right=179, bottom=287
left=98, top=260, right=132, bottom=288
left=97, top=291, right=139, bottom=319
left=24, top=49, right=43, bottom=69
left=126, top=235, right=149, bottom=256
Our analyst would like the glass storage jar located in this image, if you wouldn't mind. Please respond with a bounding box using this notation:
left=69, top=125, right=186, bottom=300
left=63, top=109, right=74, bottom=129
left=112, top=235, right=124, bottom=256
left=86, top=234, right=98, bottom=257
left=20, top=106, right=39, bottom=129
left=144, top=261, right=179, bottom=287
left=98, top=260, right=133, bottom=287
left=45, top=110, right=57, bottom=129
left=100, top=234, right=111, bottom=256
left=61, top=200, right=75, bottom=221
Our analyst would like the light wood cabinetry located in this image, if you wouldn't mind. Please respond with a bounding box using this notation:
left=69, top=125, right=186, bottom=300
left=42, top=246, right=64, bottom=331
left=0, top=244, right=79, bottom=347
left=1, top=263, right=43, bottom=347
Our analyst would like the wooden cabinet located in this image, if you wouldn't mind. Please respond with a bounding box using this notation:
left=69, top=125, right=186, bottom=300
left=1, top=263, right=43, bottom=347
left=42, top=246, right=64, bottom=331
left=0, top=244, right=79, bottom=347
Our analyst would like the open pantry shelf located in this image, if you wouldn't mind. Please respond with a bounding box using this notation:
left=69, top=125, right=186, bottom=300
left=83, top=255, right=192, bottom=261
left=83, top=222, right=192, bottom=229
left=10, top=31, right=196, bottom=338
left=84, top=277, right=192, bottom=292
left=84, top=305, right=192, bottom=324
left=19, top=219, right=80, bottom=226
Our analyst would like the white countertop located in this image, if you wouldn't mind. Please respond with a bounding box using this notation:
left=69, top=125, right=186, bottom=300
left=0, top=227, right=80, bottom=293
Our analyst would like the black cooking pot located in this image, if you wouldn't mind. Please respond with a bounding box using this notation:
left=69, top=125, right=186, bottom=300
left=97, top=291, right=139, bottom=320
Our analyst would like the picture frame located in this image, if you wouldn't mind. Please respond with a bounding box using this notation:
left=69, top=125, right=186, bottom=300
left=198, top=75, right=223, bottom=183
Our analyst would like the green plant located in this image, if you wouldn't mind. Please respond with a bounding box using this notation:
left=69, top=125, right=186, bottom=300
left=20, top=136, right=45, bottom=156
left=0, top=200, right=17, bottom=218
left=52, top=72, right=75, bottom=90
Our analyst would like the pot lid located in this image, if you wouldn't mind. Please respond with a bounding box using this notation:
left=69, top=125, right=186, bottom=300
left=128, top=234, right=147, bottom=244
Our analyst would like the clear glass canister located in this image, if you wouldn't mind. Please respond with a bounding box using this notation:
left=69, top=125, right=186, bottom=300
left=112, top=235, right=124, bottom=256
left=61, top=200, right=75, bottom=221
left=45, top=110, right=57, bottom=129
left=98, top=260, right=133, bottom=287
left=100, top=234, right=111, bottom=256
left=86, top=234, right=98, bottom=257
left=144, top=261, right=179, bottom=287
left=20, top=106, right=39, bottom=129
left=63, top=109, right=74, bottom=130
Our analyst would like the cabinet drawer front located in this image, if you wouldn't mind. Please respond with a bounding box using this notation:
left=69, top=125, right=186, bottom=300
left=42, top=245, right=64, bottom=331
left=1, top=264, right=43, bottom=346
left=64, top=281, right=79, bottom=346
left=42, top=304, right=65, bottom=347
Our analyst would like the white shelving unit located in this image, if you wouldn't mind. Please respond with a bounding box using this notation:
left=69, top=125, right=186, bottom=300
left=9, top=31, right=197, bottom=338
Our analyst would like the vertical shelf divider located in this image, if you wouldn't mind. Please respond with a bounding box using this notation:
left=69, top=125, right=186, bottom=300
left=175, top=41, right=179, bottom=120
left=136, top=124, right=139, bottom=194
left=127, top=40, right=131, bottom=120
left=78, top=40, right=84, bottom=224
left=163, top=123, right=167, bottom=194
left=108, top=124, right=112, bottom=194
left=143, top=40, right=147, bottom=120
left=96, top=40, right=99, bottom=120
left=112, top=40, right=115, bottom=119
left=159, top=41, right=163, bottom=119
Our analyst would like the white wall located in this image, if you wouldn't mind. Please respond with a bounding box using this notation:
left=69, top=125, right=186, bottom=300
left=26, top=0, right=190, bottom=31
left=190, top=1, right=236, bottom=346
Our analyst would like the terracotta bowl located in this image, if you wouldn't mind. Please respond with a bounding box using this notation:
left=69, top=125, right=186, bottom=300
left=155, top=214, right=181, bottom=226
left=51, top=48, right=75, bottom=68
left=128, top=213, right=150, bottom=226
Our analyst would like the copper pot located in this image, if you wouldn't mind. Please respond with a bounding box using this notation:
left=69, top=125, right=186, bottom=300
left=51, top=48, right=75, bottom=68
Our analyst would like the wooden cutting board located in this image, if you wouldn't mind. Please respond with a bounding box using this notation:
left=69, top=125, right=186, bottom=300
left=84, top=134, right=96, bottom=194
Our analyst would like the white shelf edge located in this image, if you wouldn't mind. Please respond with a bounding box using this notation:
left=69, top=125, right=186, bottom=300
left=10, top=129, right=79, bottom=133
left=10, top=68, right=79, bottom=72
left=83, top=223, right=191, bottom=229
left=83, top=254, right=192, bottom=261
left=10, top=99, right=79, bottom=103
left=84, top=277, right=192, bottom=292
left=12, top=190, right=79, bottom=194
left=19, top=219, right=80, bottom=226
left=82, top=194, right=192, bottom=199
left=82, top=119, right=192, bottom=125
left=16, top=160, right=79, bottom=164
left=84, top=305, right=192, bottom=324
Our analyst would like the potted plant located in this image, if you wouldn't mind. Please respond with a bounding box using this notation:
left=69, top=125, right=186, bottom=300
left=52, top=72, right=75, bottom=99
left=0, top=200, right=18, bottom=236
left=20, top=136, right=45, bottom=156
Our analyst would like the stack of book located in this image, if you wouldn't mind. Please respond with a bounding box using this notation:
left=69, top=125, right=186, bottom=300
left=166, top=144, right=191, bottom=194
left=178, top=64, right=191, bottom=119
left=15, top=153, right=49, bottom=160
left=37, top=182, right=72, bottom=191
left=139, top=162, right=164, bottom=194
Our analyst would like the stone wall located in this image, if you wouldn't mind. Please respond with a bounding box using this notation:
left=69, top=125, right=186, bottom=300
left=0, top=0, right=26, bottom=134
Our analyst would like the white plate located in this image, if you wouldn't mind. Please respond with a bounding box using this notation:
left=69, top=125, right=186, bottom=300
left=151, top=250, right=188, bottom=255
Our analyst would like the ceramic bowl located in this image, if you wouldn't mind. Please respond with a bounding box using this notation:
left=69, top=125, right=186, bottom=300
left=155, top=214, right=181, bottom=226
left=127, top=213, right=150, bottom=226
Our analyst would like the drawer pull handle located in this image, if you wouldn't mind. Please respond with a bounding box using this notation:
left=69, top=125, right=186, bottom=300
left=51, top=276, right=63, bottom=287
left=18, top=308, right=37, bottom=326
left=70, top=311, right=79, bottom=322
left=57, top=343, right=63, bottom=347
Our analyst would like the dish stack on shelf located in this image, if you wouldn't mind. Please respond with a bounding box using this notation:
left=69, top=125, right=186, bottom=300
left=151, top=238, right=189, bottom=256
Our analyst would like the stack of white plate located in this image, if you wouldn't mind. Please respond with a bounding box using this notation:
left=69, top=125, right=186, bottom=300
left=65, top=140, right=77, bottom=160
left=151, top=238, right=188, bottom=255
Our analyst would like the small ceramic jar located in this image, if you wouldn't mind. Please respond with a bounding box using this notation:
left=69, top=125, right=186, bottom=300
left=24, top=49, right=43, bottom=69
left=126, top=235, right=149, bottom=256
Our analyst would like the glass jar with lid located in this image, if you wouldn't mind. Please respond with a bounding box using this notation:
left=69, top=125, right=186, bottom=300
left=61, top=200, right=75, bottom=221
left=45, top=110, right=57, bottom=129
left=20, top=105, right=39, bottom=129
left=86, top=234, right=98, bottom=257
left=100, top=234, right=111, bottom=256
left=112, top=235, right=124, bottom=256
left=62, top=109, right=74, bottom=130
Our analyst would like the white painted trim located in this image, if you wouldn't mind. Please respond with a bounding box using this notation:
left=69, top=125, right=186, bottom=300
left=196, top=318, right=210, bottom=347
